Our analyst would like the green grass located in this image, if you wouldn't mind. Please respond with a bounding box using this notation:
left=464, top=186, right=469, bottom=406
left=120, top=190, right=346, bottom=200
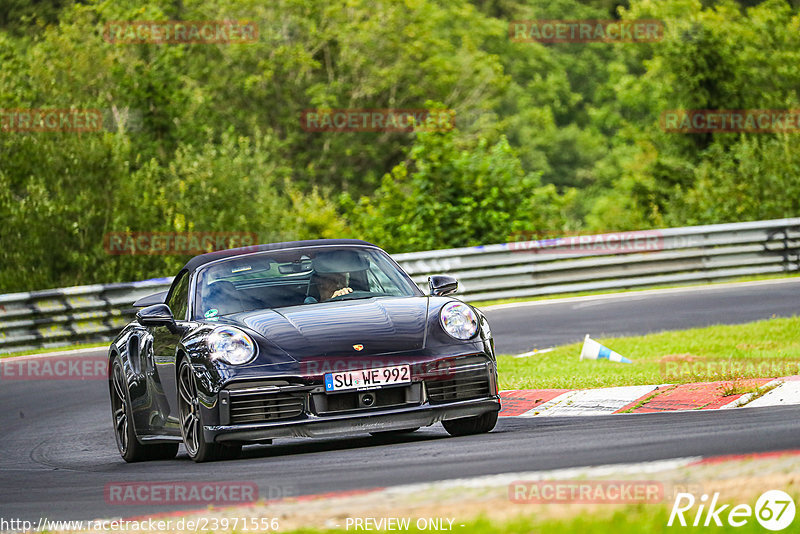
left=497, top=315, right=800, bottom=390
left=471, top=273, right=800, bottom=309
left=0, top=341, right=108, bottom=358
left=486, top=508, right=784, bottom=534
left=280, top=503, right=784, bottom=534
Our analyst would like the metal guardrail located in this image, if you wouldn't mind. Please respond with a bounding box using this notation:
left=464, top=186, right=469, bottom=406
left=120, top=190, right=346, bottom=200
left=1, top=218, right=799, bottom=353
left=0, top=279, right=173, bottom=354
left=396, top=218, right=800, bottom=301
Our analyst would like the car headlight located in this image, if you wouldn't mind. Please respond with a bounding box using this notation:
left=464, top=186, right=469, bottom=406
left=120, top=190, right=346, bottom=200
left=440, top=302, right=479, bottom=340
left=207, top=326, right=256, bottom=365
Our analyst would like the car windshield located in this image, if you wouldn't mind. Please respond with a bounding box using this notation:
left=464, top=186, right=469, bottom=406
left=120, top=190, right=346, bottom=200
left=193, top=246, right=421, bottom=318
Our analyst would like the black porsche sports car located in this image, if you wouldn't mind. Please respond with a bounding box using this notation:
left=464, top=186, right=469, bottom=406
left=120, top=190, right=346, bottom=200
left=108, top=239, right=501, bottom=462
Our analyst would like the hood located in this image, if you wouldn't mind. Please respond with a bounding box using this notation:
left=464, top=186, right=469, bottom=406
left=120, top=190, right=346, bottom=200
left=231, top=296, right=429, bottom=360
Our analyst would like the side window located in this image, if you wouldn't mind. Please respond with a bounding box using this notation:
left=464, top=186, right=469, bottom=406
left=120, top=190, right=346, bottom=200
left=167, top=272, right=190, bottom=320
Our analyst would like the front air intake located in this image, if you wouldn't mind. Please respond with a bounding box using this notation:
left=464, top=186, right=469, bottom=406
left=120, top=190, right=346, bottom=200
left=426, top=361, right=491, bottom=403
left=228, top=390, right=305, bottom=424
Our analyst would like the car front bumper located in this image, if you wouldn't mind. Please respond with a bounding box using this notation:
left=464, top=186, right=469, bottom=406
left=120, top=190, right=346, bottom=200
left=204, top=396, right=501, bottom=442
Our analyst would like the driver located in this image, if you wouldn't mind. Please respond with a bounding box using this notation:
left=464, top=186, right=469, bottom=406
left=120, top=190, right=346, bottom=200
left=305, top=271, right=353, bottom=303
left=317, top=272, right=353, bottom=301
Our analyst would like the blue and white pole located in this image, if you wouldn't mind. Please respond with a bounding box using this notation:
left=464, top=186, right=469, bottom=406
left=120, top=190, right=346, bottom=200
left=579, top=334, right=633, bottom=364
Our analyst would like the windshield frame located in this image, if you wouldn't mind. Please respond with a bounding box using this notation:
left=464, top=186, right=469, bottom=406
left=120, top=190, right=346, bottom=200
left=188, top=244, right=423, bottom=320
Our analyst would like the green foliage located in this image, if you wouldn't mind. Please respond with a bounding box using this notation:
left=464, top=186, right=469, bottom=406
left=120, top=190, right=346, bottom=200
left=683, top=135, right=800, bottom=223
left=1, top=0, right=799, bottom=291
left=587, top=0, right=800, bottom=230
left=346, top=128, right=576, bottom=252
left=0, top=0, right=67, bottom=33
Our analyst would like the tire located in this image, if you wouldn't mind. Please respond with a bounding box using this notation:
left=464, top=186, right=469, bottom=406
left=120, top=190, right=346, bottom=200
left=442, top=411, right=498, bottom=437
left=370, top=427, right=420, bottom=437
left=178, top=359, right=239, bottom=462
left=110, top=357, right=178, bottom=462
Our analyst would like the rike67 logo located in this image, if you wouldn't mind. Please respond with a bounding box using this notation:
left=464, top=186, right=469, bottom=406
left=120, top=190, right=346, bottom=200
left=668, top=490, right=796, bottom=531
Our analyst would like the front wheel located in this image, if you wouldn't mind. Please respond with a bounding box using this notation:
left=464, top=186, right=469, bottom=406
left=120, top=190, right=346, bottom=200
left=110, top=357, right=178, bottom=462
left=178, top=359, right=241, bottom=462
left=442, top=411, right=498, bottom=437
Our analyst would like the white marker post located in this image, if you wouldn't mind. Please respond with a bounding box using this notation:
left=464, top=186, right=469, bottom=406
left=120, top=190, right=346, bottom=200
left=579, top=334, right=632, bottom=364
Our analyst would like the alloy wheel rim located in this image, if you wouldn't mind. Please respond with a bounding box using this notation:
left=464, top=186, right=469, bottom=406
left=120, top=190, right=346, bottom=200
left=111, top=363, right=128, bottom=454
left=178, top=363, right=200, bottom=456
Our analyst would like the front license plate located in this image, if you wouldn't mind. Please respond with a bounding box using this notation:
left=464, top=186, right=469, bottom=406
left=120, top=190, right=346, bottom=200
left=324, top=365, right=411, bottom=392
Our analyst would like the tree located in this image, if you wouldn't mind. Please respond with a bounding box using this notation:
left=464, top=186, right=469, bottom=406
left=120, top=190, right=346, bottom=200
left=345, top=125, right=576, bottom=252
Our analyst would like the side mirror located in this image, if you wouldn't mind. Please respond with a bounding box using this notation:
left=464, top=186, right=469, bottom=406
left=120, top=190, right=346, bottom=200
left=429, top=275, right=459, bottom=297
left=133, top=290, right=168, bottom=307
left=135, top=303, right=178, bottom=332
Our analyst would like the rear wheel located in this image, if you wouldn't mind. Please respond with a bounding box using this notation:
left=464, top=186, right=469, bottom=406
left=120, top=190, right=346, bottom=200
left=178, top=359, right=241, bottom=462
left=110, top=357, right=178, bottom=462
left=442, top=411, right=498, bottom=437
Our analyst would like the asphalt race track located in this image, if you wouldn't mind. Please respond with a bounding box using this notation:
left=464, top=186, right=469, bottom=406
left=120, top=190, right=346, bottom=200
left=1, top=279, right=799, bottom=522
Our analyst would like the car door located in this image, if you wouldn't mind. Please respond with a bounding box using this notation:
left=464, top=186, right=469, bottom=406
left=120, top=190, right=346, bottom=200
left=147, top=271, right=191, bottom=435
